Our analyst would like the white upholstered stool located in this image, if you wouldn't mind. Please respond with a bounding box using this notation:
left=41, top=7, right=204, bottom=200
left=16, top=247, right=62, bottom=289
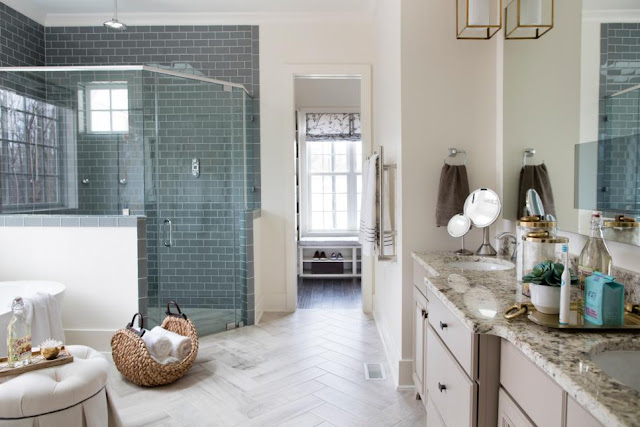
left=0, top=345, right=113, bottom=427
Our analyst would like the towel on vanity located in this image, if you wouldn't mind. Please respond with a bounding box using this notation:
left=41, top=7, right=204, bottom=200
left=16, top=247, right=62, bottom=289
left=435, top=164, right=470, bottom=227
left=518, top=164, right=556, bottom=218
left=359, top=153, right=379, bottom=256
left=24, top=292, right=65, bottom=348
left=142, top=327, right=173, bottom=359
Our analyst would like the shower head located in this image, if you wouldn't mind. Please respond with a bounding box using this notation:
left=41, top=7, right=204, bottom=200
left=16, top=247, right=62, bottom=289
left=104, top=0, right=127, bottom=31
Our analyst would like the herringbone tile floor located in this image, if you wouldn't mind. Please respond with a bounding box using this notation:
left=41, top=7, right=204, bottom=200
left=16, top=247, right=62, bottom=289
left=107, top=310, right=426, bottom=426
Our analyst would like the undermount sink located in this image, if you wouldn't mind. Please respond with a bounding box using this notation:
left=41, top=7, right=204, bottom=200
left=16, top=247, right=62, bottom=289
left=445, top=260, right=515, bottom=271
left=591, top=350, right=640, bottom=393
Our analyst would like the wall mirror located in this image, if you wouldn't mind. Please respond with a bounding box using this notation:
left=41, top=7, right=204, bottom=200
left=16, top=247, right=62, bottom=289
left=503, top=0, right=640, bottom=247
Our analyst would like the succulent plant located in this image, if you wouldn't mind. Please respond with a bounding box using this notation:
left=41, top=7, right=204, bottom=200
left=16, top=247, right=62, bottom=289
left=522, top=260, right=578, bottom=287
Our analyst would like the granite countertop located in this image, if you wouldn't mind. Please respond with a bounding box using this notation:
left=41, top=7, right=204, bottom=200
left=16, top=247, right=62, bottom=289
left=412, top=251, right=640, bottom=427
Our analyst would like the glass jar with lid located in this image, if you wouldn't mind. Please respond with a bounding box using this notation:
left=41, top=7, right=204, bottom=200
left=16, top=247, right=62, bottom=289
left=516, top=216, right=557, bottom=283
left=521, top=232, right=568, bottom=297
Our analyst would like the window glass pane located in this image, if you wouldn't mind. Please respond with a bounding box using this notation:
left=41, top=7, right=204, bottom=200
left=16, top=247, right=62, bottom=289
left=26, top=114, right=41, bottom=145
left=91, top=111, right=111, bottom=132
left=311, top=194, right=323, bottom=211
left=29, top=176, right=44, bottom=204
left=8, top=111, right=26, bottom=141
left=45, top=179, right=58, bottom=203
left=334, top=155, right=347, bottom=172
left=323, top=212, right=333, bottom=229
left=7, top=142, right=27, bottom=174
left=321, top=155, right=331, bottom=172
left=334, top=141, right=347, bottom=155
left=6, top=175, right=28, bottom=205
left=111, top=111, right=129, bottom=132
left=311, top=175, right=323, bottom=192
left=336, top=212, right=348, bottom=229
left=323, top=176, right=333, bottom=193
left=90, top=89, right=110, bottom=110
left=335, top=175, right=347, bottom=193
left=336, top=194, right=347, bottom=211
left=43, top=119, right=56, bottom=146
left=323, top=194, right=333, bottom=211
left=311, top=212, right=323, bottom=229
left=44, top=148, right=57, bottom=176
left=309, top=155, right=323, bottom=172
left=111, top=88, right=128, bottom=110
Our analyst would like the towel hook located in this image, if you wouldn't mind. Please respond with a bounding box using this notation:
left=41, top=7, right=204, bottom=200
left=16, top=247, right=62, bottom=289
left=522, top=148, right=544, bottom=167
left=444, top=148, right=466, bottom=165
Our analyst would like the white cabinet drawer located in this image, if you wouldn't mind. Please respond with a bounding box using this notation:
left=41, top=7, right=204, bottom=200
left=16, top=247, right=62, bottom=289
left=426, top=395, right=446, bottom=427
left=498, top=387, right=534, bottom=427
left=427, top=288, right=476, bottom=377
left=500, top=339, right=563, bottom=427
left=566, top=396, right=602, bottom=427
left=426, top=325, right=475, bottom=427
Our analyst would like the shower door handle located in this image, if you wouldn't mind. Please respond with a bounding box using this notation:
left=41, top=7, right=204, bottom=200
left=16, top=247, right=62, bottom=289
left=163, top=219, right=173, bottom=247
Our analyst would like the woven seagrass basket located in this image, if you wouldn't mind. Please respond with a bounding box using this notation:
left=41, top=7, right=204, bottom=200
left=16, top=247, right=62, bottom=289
left=111, top=301, right=199, bottom=387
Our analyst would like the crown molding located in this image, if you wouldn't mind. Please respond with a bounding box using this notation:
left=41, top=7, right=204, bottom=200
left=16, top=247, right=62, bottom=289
left=44, top=11, right=374, bottom=27
left=583, top=9, right=640, bottom=23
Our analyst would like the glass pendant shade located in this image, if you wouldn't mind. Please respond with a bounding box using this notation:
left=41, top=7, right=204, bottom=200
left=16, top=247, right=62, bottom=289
left=457, top=0, right=502, bottom=40
left=505, top=0, right=554, bottom=39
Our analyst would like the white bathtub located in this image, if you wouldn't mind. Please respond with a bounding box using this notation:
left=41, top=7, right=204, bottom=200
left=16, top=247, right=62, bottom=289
left=0, top=281, right=66, bottom=356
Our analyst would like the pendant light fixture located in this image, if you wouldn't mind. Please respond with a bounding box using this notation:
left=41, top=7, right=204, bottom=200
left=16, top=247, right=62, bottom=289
left=104, top=0, right=127, bottom=31
left=505, top=0, right=554, bottom=39
left=456, top=0, right=503, bottom=40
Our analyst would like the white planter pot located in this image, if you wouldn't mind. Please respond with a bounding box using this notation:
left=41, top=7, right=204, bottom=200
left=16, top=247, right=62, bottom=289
left=529, top=283, right=561, bottom=314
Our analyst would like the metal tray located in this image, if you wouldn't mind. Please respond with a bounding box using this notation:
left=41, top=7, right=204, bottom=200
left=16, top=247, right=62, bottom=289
left=504, top=303, right=640, bottom=330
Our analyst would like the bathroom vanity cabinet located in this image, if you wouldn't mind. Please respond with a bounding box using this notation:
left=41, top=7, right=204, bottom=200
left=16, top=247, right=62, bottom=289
left=413, top=258, right=603, bottom=427
left=413, top=260, right=500, bottom=427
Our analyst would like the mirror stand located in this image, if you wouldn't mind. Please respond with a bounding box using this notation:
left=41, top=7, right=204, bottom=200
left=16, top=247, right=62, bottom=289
left=456, top=234, right=473, bottom=256
left=476, top=227, right=497, bottom=256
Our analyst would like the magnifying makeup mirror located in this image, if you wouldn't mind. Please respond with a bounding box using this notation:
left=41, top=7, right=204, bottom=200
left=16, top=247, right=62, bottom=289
left=447, top=214, right=473, bottom=256
left=463, top=188, right=502, bottom=256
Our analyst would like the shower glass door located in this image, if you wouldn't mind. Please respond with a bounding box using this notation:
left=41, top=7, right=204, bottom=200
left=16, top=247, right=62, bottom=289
left=145, top=71, right=246, bottom=335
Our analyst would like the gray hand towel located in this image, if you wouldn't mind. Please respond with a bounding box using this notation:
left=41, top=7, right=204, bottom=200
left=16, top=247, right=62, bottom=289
left=518, top=164, right=556, bottom=218
left=436, top=164, right=470, bottom=227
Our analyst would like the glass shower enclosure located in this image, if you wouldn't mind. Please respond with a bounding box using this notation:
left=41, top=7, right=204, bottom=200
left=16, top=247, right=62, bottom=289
left=0, top=65, right=253, bottom=335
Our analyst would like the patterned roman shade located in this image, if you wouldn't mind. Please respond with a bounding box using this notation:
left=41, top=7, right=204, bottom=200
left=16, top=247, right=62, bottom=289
left=305, top=113, right=361, bottom=141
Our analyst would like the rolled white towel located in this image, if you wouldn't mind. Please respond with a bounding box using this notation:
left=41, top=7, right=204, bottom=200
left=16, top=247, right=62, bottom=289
left=150, top=355, right=181, bottom=365
left=156, top=327, right=192, bottom=360
left=141, top=327, right=172, bottom=359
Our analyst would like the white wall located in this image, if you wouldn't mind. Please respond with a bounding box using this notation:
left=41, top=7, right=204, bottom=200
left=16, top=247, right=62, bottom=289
left=295, top=78, right=361, bottom=109
left=371, top=0, right=500, bottom=388
left=258, top=21, right=375, bottom=311
left=0, top=226, right=139, bottom=350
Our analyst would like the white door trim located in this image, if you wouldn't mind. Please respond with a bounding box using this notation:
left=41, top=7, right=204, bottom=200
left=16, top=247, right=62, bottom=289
left=285, top=64, right=373, bottom=313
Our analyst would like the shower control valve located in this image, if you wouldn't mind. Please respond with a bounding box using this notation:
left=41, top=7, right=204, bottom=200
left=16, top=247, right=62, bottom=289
left=192, top=158, right=200, bottom=178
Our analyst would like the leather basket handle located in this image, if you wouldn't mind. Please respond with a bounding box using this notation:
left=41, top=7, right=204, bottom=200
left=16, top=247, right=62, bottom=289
left=126, top=313, right=145, bottom=337
left=165, top=300, right=187, bottom=319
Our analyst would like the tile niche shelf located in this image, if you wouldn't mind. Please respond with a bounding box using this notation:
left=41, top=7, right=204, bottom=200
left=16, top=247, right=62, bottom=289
left=298, top=237, right=362, bottom=279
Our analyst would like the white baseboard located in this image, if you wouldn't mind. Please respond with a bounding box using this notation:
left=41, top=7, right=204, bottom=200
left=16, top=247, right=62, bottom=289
left=373, top=310, right=401, bottom=388
left=65, top=329, right=115, bottom=352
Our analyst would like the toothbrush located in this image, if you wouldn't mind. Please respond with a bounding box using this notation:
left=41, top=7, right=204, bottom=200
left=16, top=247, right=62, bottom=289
left=559, top=244, right=571, bottom=325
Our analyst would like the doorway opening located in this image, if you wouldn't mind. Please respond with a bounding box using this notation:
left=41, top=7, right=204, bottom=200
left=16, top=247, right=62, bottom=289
left=294, top=77, right=363, bottom=310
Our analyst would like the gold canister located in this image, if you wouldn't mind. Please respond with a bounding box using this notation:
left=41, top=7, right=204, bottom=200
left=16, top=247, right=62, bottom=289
left=521, top=233, right=568, bottom=297
left=516, top=216, right=557, bottom=285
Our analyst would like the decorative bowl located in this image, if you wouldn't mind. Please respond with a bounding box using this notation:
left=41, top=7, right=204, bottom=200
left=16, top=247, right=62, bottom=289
left=529, top=283, right=561, bottom=314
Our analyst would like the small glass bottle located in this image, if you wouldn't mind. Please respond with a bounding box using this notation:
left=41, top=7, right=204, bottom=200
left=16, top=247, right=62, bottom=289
left=577, top=213, right=613, bottom=313
left=6, top=297, right=32, bottom=368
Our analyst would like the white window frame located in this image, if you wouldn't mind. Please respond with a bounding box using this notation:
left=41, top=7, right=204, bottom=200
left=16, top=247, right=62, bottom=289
left=298, top=108, right=362, bottom=237
left=85, top=83, right=129, bottom=134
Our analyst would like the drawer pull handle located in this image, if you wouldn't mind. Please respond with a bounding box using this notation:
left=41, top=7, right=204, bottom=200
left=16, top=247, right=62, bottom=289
left=421, top=309, right=427, bottom=318
left=438, top=382, right=447, bottom=392
left=439, top=321, right=448, bottom=330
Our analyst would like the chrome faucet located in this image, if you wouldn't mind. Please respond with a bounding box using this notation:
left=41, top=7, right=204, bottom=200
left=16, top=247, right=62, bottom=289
left=495, top=232, right=517, bottom=262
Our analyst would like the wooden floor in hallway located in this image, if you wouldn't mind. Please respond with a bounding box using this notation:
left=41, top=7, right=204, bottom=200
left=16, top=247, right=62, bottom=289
left=297, top=279, right=362, bottom=309
left=107, top=309, right=425, bottom=426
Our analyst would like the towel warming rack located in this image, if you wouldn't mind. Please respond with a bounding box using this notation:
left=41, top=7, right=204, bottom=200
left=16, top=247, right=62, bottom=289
left=373, top=146, right=397, bottom=262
